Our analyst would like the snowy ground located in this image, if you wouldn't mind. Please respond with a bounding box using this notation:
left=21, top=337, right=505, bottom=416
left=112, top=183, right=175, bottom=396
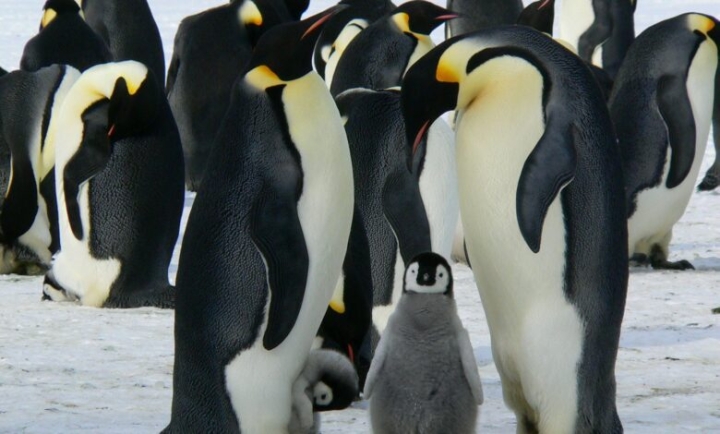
left=1, top=0, right=719, bottom=433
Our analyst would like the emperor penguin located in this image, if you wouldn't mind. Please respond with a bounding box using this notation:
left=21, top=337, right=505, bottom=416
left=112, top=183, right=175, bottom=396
left=77, top=0, right=166, bottom=85
left=166, top=0, right=291, bottom=191
left=335, top=88, right=437, bottom=340
left=21, top=0, right=111, bottom=73
left=364, top=252, right=483, bottom=434
left=610, top=13, right=720, bottom=270
left=313, top=0, right=396, bottom=85
left=401, top=26, right=628, bottom=433
left=0, top=65, right=80, bottom=275
left=329, top=1, right=457, bottom=97
left=445, top=0, right=523, bottom=39
left=42, top=61, right=184, bottom=308
left=289, top=349, right=359, bottom=434
left=558, top=0, right=636, bottom=80
left=163, top=9, right=354, bottom=434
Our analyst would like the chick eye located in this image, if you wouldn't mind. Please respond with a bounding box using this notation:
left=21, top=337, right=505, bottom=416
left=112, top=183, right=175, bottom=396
left=439, top=273, right=444, bottom=278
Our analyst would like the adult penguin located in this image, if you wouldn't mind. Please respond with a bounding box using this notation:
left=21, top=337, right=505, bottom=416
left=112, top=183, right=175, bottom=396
left=610, top=13, right=719, bottom=270
left=558, top=0, right=636, bottom=80
left=516, top=0, right=613, bottom=99
left=166, top=0, right=292, bottom=191
left=313, top=0, right=395, bottom=85
left=20, top=0, right=111, bottom=73
left=164, top=8, right=354, bottom=433
left=42, top=61, right=184, bottom=308
left=329, top=1, right=457, bottom=98
left=0, top=65, right=80, bottom=275
left=335, top=88, right=442, bottom=338
left=78, top=0, right=166, bottom=85
left=445, top=0, right=522, bottom=39
left=402, top=25, right=628, bottom=433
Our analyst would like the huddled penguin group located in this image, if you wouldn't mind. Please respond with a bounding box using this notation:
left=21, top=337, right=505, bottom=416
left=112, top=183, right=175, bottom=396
left=0, top=0, right=718, bottom=432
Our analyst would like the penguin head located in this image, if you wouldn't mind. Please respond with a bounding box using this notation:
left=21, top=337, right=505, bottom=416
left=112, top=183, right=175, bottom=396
left=236, top=0, right=290, bottom=47
left=40, top=0, right=83, bottom=29
left=391, top=1, right=458, bottom=37
left=400, top=40, right=460, bottom=153
left=402, top=29, right=554, bottom=153
left=307, top=350, right=359, bottom=411
left=403, top=252, right=453, bottom=296
left=67, top=61, right=161, bottom=142
left=105, top=70, right=162, bottom=141
left=244, top=6, right=342, bottom=85
left=517, top=0, right=555, bottom=35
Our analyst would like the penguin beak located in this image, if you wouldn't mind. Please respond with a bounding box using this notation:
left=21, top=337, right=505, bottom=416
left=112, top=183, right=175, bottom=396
left=301, top=4, right=348, bottom=40
left=435, top=13, right=459, bottom=22
left=538, top=0, right=553, bottom=10
left=401, top=46, right=459, bottom=157
left=417, top=272, right=435, bottom=286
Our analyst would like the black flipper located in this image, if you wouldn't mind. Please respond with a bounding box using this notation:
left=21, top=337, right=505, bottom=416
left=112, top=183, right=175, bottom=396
left=381, top=168, right=431, bottom=264
left=657, top=74, right=696, bottom=189
left=63, top=101, right=112, bottom=240
left=1, top=155, right=38, bottom=241
left=516, top=113, right=576, bottom=253
left=250, top=169, right=309, bottom=351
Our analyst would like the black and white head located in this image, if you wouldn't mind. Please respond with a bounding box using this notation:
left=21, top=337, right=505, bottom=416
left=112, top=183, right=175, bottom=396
left=306, top=349, right=359, bottom=411
left=40, top=0, right=83, bottom=30
left=403, top=252, right=453, bottom=296
left=391, top=1, right=458, bottom=37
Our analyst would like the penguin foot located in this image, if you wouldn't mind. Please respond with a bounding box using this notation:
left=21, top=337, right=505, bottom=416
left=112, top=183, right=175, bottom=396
left=650, top=258, right=695, bottom=270
left=629, top=253, right=650, bottom=267
left=42, top=274, right=77, bottom=302
left=698, top=172, right=720, bottom=191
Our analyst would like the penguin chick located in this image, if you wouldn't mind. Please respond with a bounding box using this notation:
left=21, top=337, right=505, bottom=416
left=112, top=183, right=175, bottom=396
left=364, top=252, right=482, bottom=434
left=289, top=349, right=359, bottom=434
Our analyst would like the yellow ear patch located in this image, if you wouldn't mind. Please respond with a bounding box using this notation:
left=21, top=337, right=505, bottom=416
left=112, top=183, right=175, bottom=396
left=392, top=12, right=410, bottom=33
left=688, top=14, right=715, bottom=34
left=436, top=58, right=460, bottom=83
left=245, top=65, right=282, bottom=90
left=239, top=1, right=263, bottom=26
left=41, top=9, right=57, bottom=28
left=329, top=299, right=346, bottom=314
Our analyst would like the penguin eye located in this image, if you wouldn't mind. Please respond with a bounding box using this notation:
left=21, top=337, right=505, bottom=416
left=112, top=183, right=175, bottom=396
left=411, top=270, right=416, bottom=274
left=439, top=272, right=444, bottom=278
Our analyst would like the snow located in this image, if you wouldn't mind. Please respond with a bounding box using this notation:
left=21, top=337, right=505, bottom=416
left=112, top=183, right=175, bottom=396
left=1, top=0, right=719, bottom=433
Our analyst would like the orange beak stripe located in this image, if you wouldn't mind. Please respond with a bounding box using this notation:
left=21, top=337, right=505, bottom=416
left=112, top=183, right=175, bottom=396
left=413, top=121, right=431, bottom=154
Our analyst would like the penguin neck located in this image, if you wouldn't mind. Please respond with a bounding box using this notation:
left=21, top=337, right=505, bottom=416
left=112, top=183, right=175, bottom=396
left=396, top=293, right=455, bottom=334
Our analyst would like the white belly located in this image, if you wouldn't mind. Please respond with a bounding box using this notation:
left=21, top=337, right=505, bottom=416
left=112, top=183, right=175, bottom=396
left=628, top=39, right=717, bottom=254
left=455, top=58, right=583, bottom=431
left=225, top=73, right=354, bottom=434
left=558, top=0, right=594, bottom=54
left=420, top=117, right=459, bottom=260
left=51, top=182, right=121, bottom=307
